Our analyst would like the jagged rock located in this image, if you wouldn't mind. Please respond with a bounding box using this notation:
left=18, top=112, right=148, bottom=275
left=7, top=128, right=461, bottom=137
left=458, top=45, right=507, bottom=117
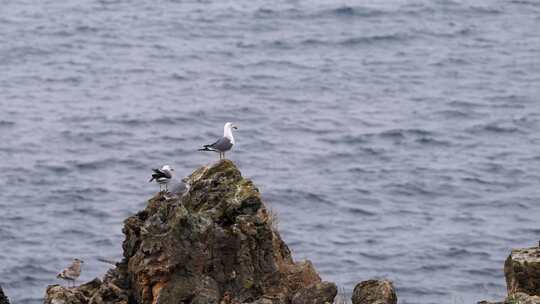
left=290, top=281, right=337, bottom=304
left=124, top=160, right=334, bottom=304
left=0, top=286, right=10, bottom=304
left=478, top=293, right=540, bottom=304
left=504, top=292, right=540, bottom=304
left=504, top=244, right=540, bottom=296
left=44, top=264, right=130, bottom=304
left=44, top=279, right=102, bottom=304
left=351, top=280, right=397, bottom=304
left=44, top=160, right=335, bottom=304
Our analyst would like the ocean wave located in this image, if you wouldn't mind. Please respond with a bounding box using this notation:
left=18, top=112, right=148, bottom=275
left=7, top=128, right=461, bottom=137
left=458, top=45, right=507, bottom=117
left=417, top=263, right=452, bottom=272
left=253, top=8, right=302, bottom=19
left=511, top=0, right=540, bottom=6
left=467, top=122, right=525, bottom=135
left=444, top=247, right=490, bottom=258
left=434, top=109, right=472, bottom=119
left=67, top=158, right=142, bottom=171
left=240, top=59, right=310, bottom=70
left=398, top=286, right=449, bottom=296
left=387, top=182, right=440, bottom=197
left=415, top=137, right=451, bottom=146
left=0, top=120, right=15, bottom=127
left=345, top=206, right=377, bottom=216
left=322, top=6, right=387, bottom=18
left=378, top=128, right=436, bottom=142
left=0, top=46, right=52, bottom=65
left=302, top=33, right=411, bottom=47
left=358, top=251, right=399, bottom=261
left=447, top=100, right=485, bottom=108
left=73, top=206, right=110, bottom=218
left=466, top=268, right=499, bottom=276
left=426, top=27, right=473, bottom=39
left=465, top=5, right=504, bottom=15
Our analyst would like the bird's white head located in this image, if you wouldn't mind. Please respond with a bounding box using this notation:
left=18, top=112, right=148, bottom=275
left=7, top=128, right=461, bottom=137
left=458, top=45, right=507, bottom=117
left=224, top=122, right=238, bottom=130
left=223, top=122, right=238, bottom=143
left=161, top=165, right=174, bottom=172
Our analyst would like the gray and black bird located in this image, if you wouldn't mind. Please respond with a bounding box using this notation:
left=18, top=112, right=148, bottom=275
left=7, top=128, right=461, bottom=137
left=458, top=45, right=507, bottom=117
left=199, top=122, right=238, bottom=159
left=149, top=165, right=174, bottom=192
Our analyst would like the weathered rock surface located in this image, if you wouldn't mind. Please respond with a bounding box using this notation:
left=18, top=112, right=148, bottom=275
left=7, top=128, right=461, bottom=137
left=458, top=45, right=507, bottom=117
left=504, top=244, right=540, bottom=296
left=505, top=292, right=540, bottom=304
left=0, top=286, right=10, bottom=304
left=351, top=280, right=397, bottom=304
left=44, top=160, right=336, bottom=304
left=290, top=282, right=337, bottom=304
left=479, top=242, right=540, bottom=304
left=479, top=293, right=540, bottom=304
left=44, top=266, right=130, bottom=304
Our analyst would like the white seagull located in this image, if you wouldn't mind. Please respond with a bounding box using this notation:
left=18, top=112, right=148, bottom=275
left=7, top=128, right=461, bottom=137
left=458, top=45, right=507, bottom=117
left=149, top=165, right=174, bottom=192
left=199, top=122, right=238, bottom=159
left=57, top=258, right=83, bottom=287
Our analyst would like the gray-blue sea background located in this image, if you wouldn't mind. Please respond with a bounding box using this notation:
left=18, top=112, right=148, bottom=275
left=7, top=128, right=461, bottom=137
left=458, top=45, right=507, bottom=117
left=1, top=0, right=540, bottom=303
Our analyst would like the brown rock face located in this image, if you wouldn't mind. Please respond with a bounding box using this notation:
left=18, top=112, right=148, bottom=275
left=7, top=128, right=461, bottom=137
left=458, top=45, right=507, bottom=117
left=44, top=160, right=336, bottom=304
left=290, top=282, right=337, bottom=304
left=351, top=280, right=397, bottom=304
left=44, top=273, right=129, bottom=304
left=504, top=244, right=540, bottom=296
left=0, top=286, right=10, bottom=304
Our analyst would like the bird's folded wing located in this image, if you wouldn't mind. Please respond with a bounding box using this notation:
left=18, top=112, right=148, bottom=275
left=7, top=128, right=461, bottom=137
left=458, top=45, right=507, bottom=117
left=152, top=169, right=171, bottom=179
left=209, top=137, right=232, bottom=151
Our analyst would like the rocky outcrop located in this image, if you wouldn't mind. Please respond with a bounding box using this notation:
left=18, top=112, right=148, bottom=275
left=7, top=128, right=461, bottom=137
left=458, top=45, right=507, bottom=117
left=505, top=244, right=540, bottom=297
left=0, top=286, right=10, bottom=304
left=44, top=265, right=130, bottom=304
left=44, top=160, right=336, bottom=304
left=290, top=282, right=337, bottom=304
left=351, top=280, right=397, bottom=304
left=479, top=242, right=540, bottom=304
left=505, top=292, right=540, bottom=304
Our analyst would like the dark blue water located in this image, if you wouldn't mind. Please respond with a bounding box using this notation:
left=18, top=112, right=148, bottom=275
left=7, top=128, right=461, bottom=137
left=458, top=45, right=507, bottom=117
left=1, top=0, right=540, bottom=303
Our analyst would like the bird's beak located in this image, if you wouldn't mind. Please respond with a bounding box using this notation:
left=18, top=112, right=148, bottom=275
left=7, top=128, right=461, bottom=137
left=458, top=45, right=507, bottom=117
left=233, top=125, right=238, bottom=130
left=171, top=168, right=175, bottom=171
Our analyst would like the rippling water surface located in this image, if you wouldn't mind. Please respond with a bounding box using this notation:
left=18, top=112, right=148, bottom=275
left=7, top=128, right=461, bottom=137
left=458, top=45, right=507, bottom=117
left=1, top=0, right=540, bottom=303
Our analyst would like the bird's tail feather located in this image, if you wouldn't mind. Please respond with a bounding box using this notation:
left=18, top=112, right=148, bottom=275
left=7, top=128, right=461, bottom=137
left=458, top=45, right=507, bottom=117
left=198, top=146, right=213, bottom=152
